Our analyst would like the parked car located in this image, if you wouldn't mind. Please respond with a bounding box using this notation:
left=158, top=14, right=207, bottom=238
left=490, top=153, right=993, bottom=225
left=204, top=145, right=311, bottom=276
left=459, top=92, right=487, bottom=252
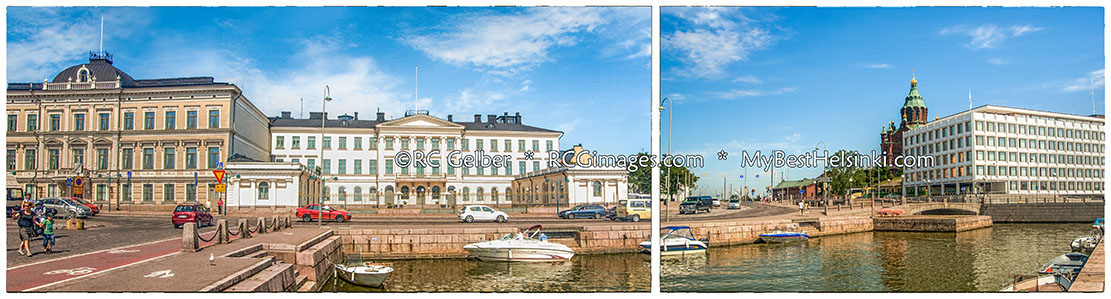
left=42, top=197, right=92, bottom=219
left=558, top=204, right=608, bottom=219
left=296, top=204, right=351, bottom=223
left=605, top=206, right=617, bottom=220
left=172, top=203, right=214, bottom=228
left=459, top=205, right=508, bottom=223
left=712, top=198, right=721, bottom=207
left=69, top=197, right=100, bottom=215
left=6, top=188, right=25, bottom=218
left=728, top=198, right=741, bottom=209
left=680, top=196, right=713, bottom=214
left=616, top=199, right=651, bottom=222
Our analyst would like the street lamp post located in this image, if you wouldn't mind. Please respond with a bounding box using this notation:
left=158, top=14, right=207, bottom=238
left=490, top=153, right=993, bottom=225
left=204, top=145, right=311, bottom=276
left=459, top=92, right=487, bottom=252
left=320, top=86, right=332, bottom=227
left=659, top=97, right=671, bottom=222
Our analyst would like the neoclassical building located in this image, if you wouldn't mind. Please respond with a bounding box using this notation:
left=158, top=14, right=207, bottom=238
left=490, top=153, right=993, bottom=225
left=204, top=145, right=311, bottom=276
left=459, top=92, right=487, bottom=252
left=5, top=52, right=271, bottom=209
left=266, top=110, right=571, bottom=207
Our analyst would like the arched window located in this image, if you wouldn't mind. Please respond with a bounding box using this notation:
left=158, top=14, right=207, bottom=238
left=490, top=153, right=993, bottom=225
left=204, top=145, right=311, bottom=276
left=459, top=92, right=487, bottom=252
left=257, top=182, right=270, bottom=200
left=593, top=181, right=602, bottom=197
left=476, top=187, right=484, bottom=202
left=431, top=186, right=441, bottom=200
left=506, top=188, right=513, bottom=201
left=338, top=187, right=347, bottom=201
left=368, top=187, right=377, bottom=201
left=384, top=186, right=394, bottom=203
left=491, top=187, right=499, bottom=202
left=78, top=68, right=90, bottom=82
left=400, top=186, right=410, bottom=200
left=462, top=187, right=470, bottom=201
left=354, top=187, right=362, bottom=201
left=323, top=186, right=330, bottom=201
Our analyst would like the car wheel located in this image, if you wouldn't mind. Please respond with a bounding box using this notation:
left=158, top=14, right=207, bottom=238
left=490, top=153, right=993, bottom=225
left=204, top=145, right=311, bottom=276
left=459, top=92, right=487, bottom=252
left=496, top=215, right=506, bottom=223
left=594, top=213, right=602, bottom=219
left=568, top=214, right=576, bottom=219
left=464, top=215, right=474, bottom=223
left=174, top=224, right=181, bottom=229
left=302, top=214, right=312, bottom=222
left=631, top=214, right=640, bottom=222
left=335, top=215, right=344, bottom=223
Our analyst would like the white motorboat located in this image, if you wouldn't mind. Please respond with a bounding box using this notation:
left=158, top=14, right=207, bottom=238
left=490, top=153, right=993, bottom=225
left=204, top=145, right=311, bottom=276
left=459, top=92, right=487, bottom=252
left=334, top=262, right=393, bottom=288
left=759, top=230, right=810, bottom=243
left=639, top=226, right=708, bottom=256
left=463, top=225, right=576, bottom=262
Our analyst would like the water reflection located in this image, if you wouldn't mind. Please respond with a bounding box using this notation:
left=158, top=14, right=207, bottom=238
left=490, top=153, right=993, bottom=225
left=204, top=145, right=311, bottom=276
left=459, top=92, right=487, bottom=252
left=662, top=223, right=1090, bottom=292
left=322, top=253, right=649, bottom=292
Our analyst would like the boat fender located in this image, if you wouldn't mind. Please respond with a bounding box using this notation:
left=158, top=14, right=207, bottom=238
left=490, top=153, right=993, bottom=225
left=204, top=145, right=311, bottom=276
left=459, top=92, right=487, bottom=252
left=699, top=238, right=710, bottom=245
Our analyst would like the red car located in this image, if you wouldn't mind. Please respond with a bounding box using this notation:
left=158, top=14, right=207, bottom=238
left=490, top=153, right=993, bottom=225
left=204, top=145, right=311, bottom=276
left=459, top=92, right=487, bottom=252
left=296, top=204, right=351, bottom=222
left=172, top=203, right=214, bottom=228
left=69, top=197, right=100, bottom=215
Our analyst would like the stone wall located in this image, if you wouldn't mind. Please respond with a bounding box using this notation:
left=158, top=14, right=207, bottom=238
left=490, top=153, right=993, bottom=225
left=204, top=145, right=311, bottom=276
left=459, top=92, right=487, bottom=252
left=981, top=202, right=1104, bottom=223
left=873, top=216, right=993, bottom=232
left=336, top=224, right=650, bottom=259
left=678, top=216, right=874, bottom=246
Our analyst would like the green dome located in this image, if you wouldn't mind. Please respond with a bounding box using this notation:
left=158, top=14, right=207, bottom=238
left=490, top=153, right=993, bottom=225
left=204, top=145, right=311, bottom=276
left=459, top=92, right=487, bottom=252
left=902, top=76, right=926, bottom=109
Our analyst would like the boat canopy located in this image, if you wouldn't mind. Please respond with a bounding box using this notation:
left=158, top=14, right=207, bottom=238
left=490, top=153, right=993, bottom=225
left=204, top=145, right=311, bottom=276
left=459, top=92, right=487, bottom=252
left=662, top=226, right=696, bottom=240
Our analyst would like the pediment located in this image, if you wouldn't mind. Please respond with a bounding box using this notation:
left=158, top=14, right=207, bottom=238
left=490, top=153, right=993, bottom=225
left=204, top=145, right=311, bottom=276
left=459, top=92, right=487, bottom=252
left=378, top=114, right=463, bottom=129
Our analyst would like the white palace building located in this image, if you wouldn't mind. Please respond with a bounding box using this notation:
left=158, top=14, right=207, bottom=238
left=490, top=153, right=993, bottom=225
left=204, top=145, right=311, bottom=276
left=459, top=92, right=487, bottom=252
left=224, top=110, right=628, bottom=210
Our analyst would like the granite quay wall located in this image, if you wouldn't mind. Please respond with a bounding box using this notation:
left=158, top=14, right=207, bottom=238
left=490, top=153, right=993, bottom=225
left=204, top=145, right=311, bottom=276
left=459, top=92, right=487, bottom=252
left=981, top=202, right=1104, bottom=223
left=336, top=223, right=650, bottom=259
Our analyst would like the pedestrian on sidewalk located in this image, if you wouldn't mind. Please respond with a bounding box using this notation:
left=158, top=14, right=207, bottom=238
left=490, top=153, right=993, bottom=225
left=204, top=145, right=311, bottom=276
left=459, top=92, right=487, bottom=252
left=798, top=201, right=804, bottom=215
left=39, top=213, right=55, bottom=254
left=217, top=199, right=224, bottom=215
left=17, top=208, right=36, bottom=256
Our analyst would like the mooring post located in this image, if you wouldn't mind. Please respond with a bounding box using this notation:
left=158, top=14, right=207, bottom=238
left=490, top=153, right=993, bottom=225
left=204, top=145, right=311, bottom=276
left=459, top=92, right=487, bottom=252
left=257, top=217, right=268, bottom=234
left=238, top=219, right=251, bottom=239
left=217, top=219, right=229, bottom=244
left=272, top=216, right=281, bottom=231
left=182, top=222, right=199, bottom=252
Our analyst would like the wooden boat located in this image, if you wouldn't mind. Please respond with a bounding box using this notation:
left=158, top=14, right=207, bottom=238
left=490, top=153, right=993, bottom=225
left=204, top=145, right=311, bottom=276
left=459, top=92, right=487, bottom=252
left=334, top=262, right=393, bottom=288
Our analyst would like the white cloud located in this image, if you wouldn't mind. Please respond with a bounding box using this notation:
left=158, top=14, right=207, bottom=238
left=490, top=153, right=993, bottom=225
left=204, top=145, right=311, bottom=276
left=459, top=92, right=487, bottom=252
left=941, top=23, right=1043, bottom=50
left=405, top=7, right=634, bottom=76
left=663, top=8, right=774, bottom=79
left=732, top=75, right=762, bottom=84
left=987, top=58, right=1010, bottom=65
left=863, top=63, right=893, bottom=69
left=1060, top=69, right=1105, bottom=93
left=708, top=87, right=796, bottom=100
left=7, top=8, right=151, bottom=82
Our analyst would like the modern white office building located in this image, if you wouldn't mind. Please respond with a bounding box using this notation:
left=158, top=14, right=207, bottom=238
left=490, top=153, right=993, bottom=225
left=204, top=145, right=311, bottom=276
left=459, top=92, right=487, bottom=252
left=267, top=110, right=569, bottom=207
left=902, top=105, right=1105, bottom=197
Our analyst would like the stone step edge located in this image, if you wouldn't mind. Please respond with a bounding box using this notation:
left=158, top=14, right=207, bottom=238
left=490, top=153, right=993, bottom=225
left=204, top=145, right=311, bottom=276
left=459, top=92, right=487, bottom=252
left=198, top=256, right=275, bottom=292
left=225, top=262, right=295, bottom=292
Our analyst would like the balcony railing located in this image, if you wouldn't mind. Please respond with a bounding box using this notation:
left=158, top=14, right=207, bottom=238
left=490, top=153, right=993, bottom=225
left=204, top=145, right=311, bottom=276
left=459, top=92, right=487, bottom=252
left=42, top=80, right=121, bottom=91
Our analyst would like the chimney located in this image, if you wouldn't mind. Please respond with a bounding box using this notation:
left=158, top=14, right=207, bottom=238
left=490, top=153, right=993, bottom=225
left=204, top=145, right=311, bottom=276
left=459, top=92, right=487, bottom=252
left=503, top=112, right=509, bottom=123
left=354, top=112, right=359, bottom=120
left=281, top=111, right=291, bottom=119
left=447, top=114, right=453, bottom=122
left=309, top=112, right=323, bottom=119
left=376, top=112, right=385, bottom=121
left=474, top=114, right=482, bottom=122
left=515, top=112, right=521, bottom=124
left=487, top=114, right=496, bottom=123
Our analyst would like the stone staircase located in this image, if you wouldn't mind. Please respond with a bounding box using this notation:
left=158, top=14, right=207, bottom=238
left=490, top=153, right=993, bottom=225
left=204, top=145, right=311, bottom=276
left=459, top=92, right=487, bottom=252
left=210, top=231, right=343, bottom=292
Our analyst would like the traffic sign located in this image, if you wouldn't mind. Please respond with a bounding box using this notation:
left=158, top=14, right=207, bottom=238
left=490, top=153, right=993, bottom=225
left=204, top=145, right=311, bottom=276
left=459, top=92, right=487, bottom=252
left=212, top=170, right=226, bottom=184
left=66, top=178, right=73, bottom=187
left=127, top=171, right=132, bottom=180
left=214, top=184, right=226, bottom=193
left=74, top=177, right=84, bottom=187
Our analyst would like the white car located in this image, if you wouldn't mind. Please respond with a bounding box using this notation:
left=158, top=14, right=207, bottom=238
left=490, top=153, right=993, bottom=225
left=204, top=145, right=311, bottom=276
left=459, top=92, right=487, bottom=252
left=459, top=205, right=509, bottom=223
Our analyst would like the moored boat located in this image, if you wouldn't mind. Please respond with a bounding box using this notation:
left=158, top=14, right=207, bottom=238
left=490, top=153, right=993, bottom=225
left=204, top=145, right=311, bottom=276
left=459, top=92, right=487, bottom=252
left=1036, top=252, right=1088, bottom=274
left=758, top=230, right=810, bottom=243
left=463, top=225, right=576, bottom=262
left=639, top=226, right=708, bottom=256
left=334, top=262, right=393, bottom=288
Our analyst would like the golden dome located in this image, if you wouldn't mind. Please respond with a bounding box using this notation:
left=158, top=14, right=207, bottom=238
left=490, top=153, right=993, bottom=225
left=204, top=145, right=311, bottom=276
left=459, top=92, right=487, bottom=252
left=910, top=74, right=917, bottom=86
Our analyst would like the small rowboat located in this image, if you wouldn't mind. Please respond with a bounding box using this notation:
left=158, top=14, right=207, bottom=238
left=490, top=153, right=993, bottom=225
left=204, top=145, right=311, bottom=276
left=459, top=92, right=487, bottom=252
left=334, top=262, right=393, bottom=288
left=759, top=231, right=810, bottom=243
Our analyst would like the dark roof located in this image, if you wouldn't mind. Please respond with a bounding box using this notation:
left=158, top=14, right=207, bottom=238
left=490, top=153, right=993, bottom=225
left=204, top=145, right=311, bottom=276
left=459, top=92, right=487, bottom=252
left=454, top=121, right=561, bottom=133
left=270, top=118, right=380, bottom=129
left=8, top=52, right=226, bottom=91
left=227, top=154, right=261, bottom=163
left=52, top=57, right=138, bottom=87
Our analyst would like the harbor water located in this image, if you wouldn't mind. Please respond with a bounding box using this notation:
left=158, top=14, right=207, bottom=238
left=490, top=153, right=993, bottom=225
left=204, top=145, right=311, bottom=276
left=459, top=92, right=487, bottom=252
left=662, top=223, right=1092, bottom=292
left=321, top=253, right=650, bottom=292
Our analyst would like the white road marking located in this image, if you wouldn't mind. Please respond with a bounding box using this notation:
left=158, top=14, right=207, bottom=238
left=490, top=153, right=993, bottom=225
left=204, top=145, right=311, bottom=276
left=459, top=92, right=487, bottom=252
left=144, top=270, right=175, bottom=278
left=44, top=267, right=96, bottom=275
left=107, top=249, right=140, bottom=254
left=22, top=251, right=180, bottom=292
left=6, top=236, right=177, bottom=270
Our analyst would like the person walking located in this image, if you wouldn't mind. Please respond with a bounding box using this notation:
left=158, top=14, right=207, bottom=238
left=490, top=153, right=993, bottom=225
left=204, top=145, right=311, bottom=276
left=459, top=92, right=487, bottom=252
left=17, top=208, right=36, bottom=256
left=39, top=213, right=55, bottom=254
left=216, top=198, right=223, bottom=215
left=798, top=201, right=804, bottom=215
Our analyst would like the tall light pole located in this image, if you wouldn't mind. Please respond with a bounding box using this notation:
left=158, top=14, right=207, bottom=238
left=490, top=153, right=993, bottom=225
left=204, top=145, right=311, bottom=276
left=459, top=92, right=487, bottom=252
left=320, top=85, right=331, bottom=227
left=659, top=97, right=671, bottom=221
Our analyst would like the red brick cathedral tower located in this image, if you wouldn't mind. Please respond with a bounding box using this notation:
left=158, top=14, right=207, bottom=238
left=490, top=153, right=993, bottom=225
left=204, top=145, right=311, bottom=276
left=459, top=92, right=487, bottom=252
left=880, top=74, right=928, bottom=165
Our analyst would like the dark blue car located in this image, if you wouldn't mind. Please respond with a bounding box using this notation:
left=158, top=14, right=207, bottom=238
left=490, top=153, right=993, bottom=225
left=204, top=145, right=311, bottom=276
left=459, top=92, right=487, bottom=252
left=558, top=204, right=608, bottom=219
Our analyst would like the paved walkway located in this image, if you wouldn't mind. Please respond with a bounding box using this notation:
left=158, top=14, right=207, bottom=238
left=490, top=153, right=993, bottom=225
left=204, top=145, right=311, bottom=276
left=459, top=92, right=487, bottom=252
left=1070, top=240, right=1104, bottom=292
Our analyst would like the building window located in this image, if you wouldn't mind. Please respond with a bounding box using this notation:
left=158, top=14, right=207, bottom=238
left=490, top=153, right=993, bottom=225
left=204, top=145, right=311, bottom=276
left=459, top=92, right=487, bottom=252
left=476, top=139, right=483, bottom=151
left=275, top=136, right=285, bottom=149
left=519, top=140, right=525, bottom=152
left=417, top=138, right=425, bottom=150
left=164, top=148, right=175, bottom=169
left=8, top=115, right=17, bottom=132
left=26, top=114, right=37, bottom=131
left=75, top=113, right=87, bottom=130
left=546, top=140, right=553, bottom=152
left=186, top=111, right=197, bottom=129
left=7, top=150, right=15, bottom=170
left=308, top=137, right=316, bottom=149
left=354, top=137, right=362, bottom=150
left=163, top=184, right=175, bottom=202
left=24, top=149, right=36, bottom=170
left=519, top=161, right=526, bottom=175
left=142, top=184, right=154, bottom=202
left=338, top=159, right=346, bottom=175
left=339, top=137, right=347, bottom=149
left=207, top=147, right=220, bottom=169
left=505, top=139, right=512, bottom=152
left=323, top=137, right=331, bottom=149
left=208, top=110, right=220, bottom=128
left=401, top=138, right=410, bottom=150
left=490, top=139, right=497, bottom=151
left=323, top=159, right=331, bottom=174
left=461, top=139, right=469, bottom=151
left=354, top=159, right=362, bottom=175
left=369, top=159, right=377, bottom=175
left=98, top=113, right=110, bottom=130
left=431, top=138, right=440, bottom=150
left=385, top=159, right=393, bottom=175
left=339, top=187, right=347, bottom=202
left=446, top=138, right=454, bottom=150
left=122, top=149, right=133, bottom=169
left=369, top=137, right=378, bottom=150
left=533, top=161, right=541, bottom=172
left=143, top=148, right=154, bottom=169
left=533, top=140, right=540, bottom=151
left=96, top=184, right=107, bottom=202
left=123, top=112, right=134, bottom=130
left=258, top=182, right=270, bottom=200
left=97, top=149, right=109, bottom=169
left=185, top=149, right=202, bottom=170
left=307, top=159, right=315, bottom=171
left=385, top=137, right=394, bottom=150
left=72, top=149, right=85, bottom=166
left=354, top=187, right=362, bottom=202
left=292, top=136, right=300, bottom=149
left=49, top=114, right=60, bottom=131
left=164, top=111, right=176, bottom=130
left=143, top=112, right=155, bottom=129
left=186, top=184, right=197, bottom=202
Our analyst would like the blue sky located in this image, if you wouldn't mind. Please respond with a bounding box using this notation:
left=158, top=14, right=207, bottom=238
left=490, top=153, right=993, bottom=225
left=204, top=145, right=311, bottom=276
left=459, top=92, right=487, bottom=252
left=6, top=7, right=651, bottom=154
left=662, top=7, right=1105, bottom=196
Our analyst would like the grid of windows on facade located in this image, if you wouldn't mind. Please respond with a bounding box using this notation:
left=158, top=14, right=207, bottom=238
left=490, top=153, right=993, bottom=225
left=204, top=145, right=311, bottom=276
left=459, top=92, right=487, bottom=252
left=901, top=112, right=1104, bottom=193
left=7, top=108, right=221, bottom=133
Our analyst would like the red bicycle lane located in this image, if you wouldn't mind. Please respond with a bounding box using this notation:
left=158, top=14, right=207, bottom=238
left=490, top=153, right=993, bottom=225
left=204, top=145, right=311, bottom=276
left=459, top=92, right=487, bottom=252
left=7, top=230, right=231, bottom=292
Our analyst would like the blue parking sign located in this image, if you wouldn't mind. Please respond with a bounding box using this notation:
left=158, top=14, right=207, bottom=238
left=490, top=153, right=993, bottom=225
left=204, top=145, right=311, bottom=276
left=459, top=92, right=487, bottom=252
left=127, top=171, right=132, bottom=180
left=66, top=177, right=73, bottom=186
